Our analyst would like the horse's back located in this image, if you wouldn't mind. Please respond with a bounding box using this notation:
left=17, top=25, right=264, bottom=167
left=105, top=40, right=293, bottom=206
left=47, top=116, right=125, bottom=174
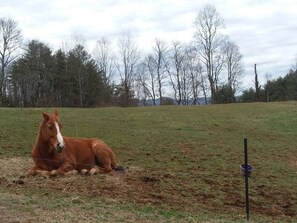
left=63, top=137, right=116, bottom=170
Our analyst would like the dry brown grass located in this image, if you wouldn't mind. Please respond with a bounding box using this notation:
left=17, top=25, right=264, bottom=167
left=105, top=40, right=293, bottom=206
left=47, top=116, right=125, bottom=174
left=0, top=157, right=198, bottom=223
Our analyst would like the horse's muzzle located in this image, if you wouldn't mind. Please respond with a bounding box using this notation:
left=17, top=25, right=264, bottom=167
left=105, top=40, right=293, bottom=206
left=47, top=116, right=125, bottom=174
left=55, top=143, right=64, bottom=153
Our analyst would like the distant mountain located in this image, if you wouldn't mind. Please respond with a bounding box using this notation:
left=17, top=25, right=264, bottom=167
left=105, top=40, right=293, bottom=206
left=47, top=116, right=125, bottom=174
left=138, top=97, right=211, bottom=106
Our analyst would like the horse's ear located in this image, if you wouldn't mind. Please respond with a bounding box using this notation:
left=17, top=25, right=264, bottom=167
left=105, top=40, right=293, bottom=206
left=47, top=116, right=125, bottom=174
left=54, top=110, right=59, bottom=117
left=42, top=112, right=49, bottom=121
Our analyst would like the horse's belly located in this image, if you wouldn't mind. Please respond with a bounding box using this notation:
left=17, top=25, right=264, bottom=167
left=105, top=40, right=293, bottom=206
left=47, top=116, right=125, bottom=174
left=75, top=157, right=96, bottom=171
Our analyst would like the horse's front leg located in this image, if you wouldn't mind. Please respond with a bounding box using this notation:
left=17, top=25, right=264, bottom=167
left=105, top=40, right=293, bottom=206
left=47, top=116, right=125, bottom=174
left=27, top=165, right=51, bottom=176
left=50, top=162, right=74, bottom=176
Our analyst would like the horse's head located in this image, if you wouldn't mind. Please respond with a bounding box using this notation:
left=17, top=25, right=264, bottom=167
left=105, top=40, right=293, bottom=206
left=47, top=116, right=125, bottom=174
left=40, top=110, right=65, bottom=153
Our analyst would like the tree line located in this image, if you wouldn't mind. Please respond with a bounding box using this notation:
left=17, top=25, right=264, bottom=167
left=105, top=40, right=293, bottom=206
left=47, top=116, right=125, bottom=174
left=1, top=5, right=248, bottom=107
left=241, top=68, right=297, bottom=102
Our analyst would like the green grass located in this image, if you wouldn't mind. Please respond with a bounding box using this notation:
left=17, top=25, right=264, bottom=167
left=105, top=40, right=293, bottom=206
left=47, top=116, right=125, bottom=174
left=0, top=102, right=297, bottom=222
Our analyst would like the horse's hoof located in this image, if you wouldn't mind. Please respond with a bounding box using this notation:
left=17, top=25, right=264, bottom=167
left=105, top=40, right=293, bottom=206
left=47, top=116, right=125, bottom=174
left=81, top=169, right=89, bottom=175
left=90, top=168, right=98, bottom=175
left=71, top=170, right=79, bottom=175
left=49, top=170, right=58, bottom=177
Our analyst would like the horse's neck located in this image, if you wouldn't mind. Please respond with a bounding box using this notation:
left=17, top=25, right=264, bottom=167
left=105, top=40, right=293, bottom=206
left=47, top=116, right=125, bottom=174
left=33, top=131, right=54, bottom=157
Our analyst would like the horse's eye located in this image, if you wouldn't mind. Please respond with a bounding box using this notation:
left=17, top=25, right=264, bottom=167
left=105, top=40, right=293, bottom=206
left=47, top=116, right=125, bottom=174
left=48, top=126, right=53, bottom=130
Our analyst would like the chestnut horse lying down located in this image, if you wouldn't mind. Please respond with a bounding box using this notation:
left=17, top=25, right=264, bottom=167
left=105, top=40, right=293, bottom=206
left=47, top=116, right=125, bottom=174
left=27, top=110, right=121, bottom=176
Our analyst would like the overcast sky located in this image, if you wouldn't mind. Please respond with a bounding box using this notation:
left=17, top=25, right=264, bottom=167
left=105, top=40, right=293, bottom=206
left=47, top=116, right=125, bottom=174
left=1, top=0, right=297, bottom=90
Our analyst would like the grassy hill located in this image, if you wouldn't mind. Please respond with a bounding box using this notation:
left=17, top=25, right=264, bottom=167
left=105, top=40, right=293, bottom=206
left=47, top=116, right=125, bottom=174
left=0, top=102, right=296, bottom=222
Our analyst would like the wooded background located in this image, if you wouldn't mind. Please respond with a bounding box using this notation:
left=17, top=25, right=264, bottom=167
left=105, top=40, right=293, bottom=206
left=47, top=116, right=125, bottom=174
left=0, top=5, right=296, bottom=107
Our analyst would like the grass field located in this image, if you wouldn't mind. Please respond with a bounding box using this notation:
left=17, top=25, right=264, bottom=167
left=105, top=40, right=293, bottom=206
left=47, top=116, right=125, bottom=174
left=0, top=102, right=296, bottom=222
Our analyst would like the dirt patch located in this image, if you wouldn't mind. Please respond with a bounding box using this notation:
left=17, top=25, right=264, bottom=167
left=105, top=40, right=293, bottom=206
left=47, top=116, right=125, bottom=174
left=288, top=158, right=297, bottom=168
left=178, top=143, right=193, bottom=156
left=0, top=157, right=296, bottom=220
left=140, top=176, right=160, bottom=183
left=0, top=157, right=33, bottom=177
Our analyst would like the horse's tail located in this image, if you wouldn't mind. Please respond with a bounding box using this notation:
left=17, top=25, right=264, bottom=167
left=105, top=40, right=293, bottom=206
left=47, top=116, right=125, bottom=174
left=109, top=148, right=117, bottom=169
left=114, top=165, right=125, bottom=173
left=107, top=144, right=126, bottom=174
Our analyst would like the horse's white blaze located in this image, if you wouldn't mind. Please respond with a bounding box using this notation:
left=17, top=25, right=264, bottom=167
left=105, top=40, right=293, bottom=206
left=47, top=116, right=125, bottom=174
left=55, top=122, right=64, bottom=147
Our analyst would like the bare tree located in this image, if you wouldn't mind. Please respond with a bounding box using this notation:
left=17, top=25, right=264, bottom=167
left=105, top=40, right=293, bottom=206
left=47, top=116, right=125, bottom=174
left=167, top=41, right=185, bottom=105
left=254, top=63, right=261, bottom=102
left=213, top=52, right=224, bottom=93
left=193, top=4, right=225, bottom=103
left=137, top=55, right=158, bottom=105
left=152, top=38, right=169, bottom=105
left=200, top=72, right=209, bottom=104
left=265, top=73, right=271, bottom=102
left=60, top=34, right=87, bottom=53
left=222, top=37, right=244, bottom=101
left=0, top=17, right=22, bottom=106
left=137, top=38, right=169, bottom=106
left=93, top=37, right=115, bottom=86
left=116, top=31, right=140, bottom=106
left=184, top=45, right=204, bottom=105
left=180, top=46, right=194, bottom=105
left=292, top=55, right=297, bottom=71
left=136, top=58, right=156, bottom=105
